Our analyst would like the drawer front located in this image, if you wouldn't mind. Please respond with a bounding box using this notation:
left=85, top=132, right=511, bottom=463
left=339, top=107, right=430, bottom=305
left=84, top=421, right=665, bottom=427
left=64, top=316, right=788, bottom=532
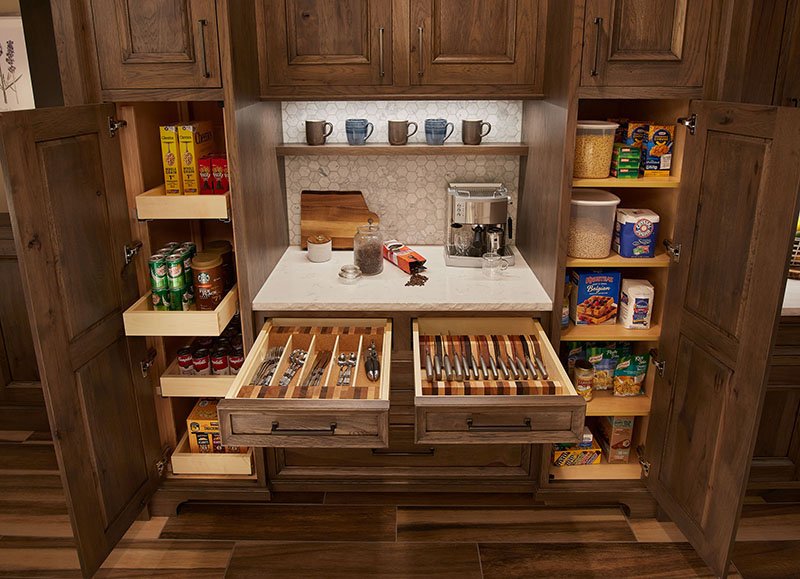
left=413, top=317, right=585, bottom=444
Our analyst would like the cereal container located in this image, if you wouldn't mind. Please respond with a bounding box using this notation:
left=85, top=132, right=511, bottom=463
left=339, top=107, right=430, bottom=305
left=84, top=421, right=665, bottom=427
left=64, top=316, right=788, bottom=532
left=573, top=121, right=619, bottom=179
left=568, top=189, right=620, bottom=259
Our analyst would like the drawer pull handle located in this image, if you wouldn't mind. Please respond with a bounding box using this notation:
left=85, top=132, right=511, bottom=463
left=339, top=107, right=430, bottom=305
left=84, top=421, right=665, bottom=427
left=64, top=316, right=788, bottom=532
left=371, top=448, right=435, bottom=457
left=590, top=17, right=602, bottom=77
left=197, top=19, right=210, bottom=78
left=466, top=417, right=532, bottom=432
left=270, top=421, right=337, bottom=436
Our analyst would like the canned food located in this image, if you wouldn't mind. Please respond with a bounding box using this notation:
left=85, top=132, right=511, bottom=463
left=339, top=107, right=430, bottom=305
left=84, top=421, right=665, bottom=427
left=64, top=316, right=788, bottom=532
left=148, top=254, right=168, bottom=290
left=166, top=253, right=185, bottom=290
left=177, top=347, right=194, bottom=375
left=193, top=337, right=214, bottom=349
left=211, top=347, right=229, bottom=375
left=574, top=359, right=594, bottom=402
left=229, top=345, right=244, bottom=375
left=151, top=288, right=170, bottom=311
left=192, top=348, right=211, bottom=375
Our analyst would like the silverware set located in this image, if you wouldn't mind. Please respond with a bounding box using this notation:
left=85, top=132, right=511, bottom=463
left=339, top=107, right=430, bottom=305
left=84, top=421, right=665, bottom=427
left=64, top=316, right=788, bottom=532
left=300, top=350, right=333, bottom=389
left=336, top=352, right=357, bottom=386
left=248, top=346, right=284, bottom=386
left=279, top=349, right=308, bottom=387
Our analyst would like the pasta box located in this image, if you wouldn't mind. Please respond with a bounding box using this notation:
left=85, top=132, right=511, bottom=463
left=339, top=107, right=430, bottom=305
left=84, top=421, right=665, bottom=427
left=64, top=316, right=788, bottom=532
left=614, top=209, right=660, bottom=258
left=570, top=270, right=621, bottom=325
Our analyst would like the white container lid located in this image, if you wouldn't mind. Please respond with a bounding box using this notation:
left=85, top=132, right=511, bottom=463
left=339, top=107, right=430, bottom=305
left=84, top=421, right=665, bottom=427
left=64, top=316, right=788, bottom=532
left=616, top=208, right=660, bottom=224
left=577, top=120, right=620, bottom=130
left=571, top=189, right=621, bottom=207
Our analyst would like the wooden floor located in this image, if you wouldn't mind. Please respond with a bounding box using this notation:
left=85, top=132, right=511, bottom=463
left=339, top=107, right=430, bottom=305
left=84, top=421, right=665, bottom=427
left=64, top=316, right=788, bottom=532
left=1, top=428, right=799, bottom=578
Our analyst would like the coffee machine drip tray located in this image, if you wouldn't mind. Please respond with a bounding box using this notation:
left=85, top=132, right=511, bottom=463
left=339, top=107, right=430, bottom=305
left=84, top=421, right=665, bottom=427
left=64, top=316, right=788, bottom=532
left=444, top=244, right=516, bottom=268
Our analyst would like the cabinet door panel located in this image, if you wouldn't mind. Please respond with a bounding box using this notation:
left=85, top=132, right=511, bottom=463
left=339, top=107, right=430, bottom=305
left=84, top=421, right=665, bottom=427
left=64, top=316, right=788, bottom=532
left=411, top=0, right=544, bottom=90
left=582, top=0, right=711, bottom=88
left=259, top=0, right=393, bottom=87
left=90, top=0, right=221, bottom=90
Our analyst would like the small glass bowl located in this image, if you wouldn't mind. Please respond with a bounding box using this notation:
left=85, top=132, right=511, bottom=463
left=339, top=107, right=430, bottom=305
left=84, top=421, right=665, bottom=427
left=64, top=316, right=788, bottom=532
left=338, top=264, right=362, bottom=285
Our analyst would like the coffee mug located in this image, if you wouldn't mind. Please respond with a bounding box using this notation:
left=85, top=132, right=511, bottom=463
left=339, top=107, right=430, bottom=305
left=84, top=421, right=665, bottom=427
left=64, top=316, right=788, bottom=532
left=306, top=120, right=333, bottom=146
left=388, top=120, right=418, bottom=145
left=425, top=118, right=454, bottom=145
left=345, top=118, right=374, bottom=146
left=482, top=252, right=510, bottom=280
left=462, top=119, right=492, bottom=145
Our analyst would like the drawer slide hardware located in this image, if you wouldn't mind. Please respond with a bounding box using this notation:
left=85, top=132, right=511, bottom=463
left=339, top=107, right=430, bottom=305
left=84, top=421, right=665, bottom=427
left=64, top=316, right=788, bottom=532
left=466, top=417, right=532, bottom=432
left=271, top=421, right=337, bottom=436
left=663, top=239, right=681, bottom=263
left=140, top=348, right=157, bottom=378
left=677, top=113, right=697, bottom=135
left=649, top=348, right=666, bottom=378
left=637, top=445, right=650, bottom=478
left=108, top=116, right=127, bottom=138
left=372, top=448, right=435, bottom=457
left=124, top=240, right=143, bottom=265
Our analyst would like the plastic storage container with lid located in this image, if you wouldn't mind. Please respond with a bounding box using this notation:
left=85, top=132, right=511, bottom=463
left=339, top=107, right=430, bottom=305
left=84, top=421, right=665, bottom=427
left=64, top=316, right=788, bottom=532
left=568, top=189, right=621, bottom=259
left=573, top=121, right=619, bottom=179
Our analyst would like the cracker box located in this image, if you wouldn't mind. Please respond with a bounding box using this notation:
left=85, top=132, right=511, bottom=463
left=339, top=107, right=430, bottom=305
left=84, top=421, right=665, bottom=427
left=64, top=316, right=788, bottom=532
left=619, top=279, right=654, bottom=330
left=624, top=121, right=650, bottom=150
left=199, top=155, right=214, bottom=194
left=212, top=154, right=229, bottom=194
left=159, top=125, right=183, bottom=196
left=178, top=121, right=215, bottom=195
left=186, top=399, right=219, bottom=453
left=596, top=416, right=634, bottom=464
left=614, top=208, right=660, bottom=257
left=643, top=124, right=674, bottom=177
left=552, top=437, right=602, bottom=466
left=570, top=270, right=621, bottom=325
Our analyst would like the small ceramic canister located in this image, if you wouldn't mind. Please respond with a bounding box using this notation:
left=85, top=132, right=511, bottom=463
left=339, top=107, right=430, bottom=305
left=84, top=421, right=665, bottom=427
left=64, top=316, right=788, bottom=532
left=307, top=235, right=332, bottom=262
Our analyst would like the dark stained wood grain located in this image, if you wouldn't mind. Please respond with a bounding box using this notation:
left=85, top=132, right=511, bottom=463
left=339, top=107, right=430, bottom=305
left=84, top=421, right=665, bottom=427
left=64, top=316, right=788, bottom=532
left=96, top=539, right=234, bottom=578
left=226, top=542, right=482, bottom=579
left=325, top=492, right=536, bottom=505
left=397, top=506, right=635, bottom=543
left=160, top=503, right=396, bottom=542
left=0, top=442, right=58, bottom=471
left=731, top=540, right=800, bottom=578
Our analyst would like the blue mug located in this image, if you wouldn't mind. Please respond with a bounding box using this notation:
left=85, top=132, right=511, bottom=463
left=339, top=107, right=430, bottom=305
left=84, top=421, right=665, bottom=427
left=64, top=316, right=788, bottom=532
left=425, top=118, right=454, bottom=145
left=345, top=119, right=374, bottom=145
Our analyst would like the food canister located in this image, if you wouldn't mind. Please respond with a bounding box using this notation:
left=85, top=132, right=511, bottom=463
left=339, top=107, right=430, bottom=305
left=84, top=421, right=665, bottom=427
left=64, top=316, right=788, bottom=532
left=307, top=235, right=332, bottom=263
left=573, top=121, right=619, bottom=179
left=205, top=240, right=235, bottom=291
left=568, top=189, right=621, bottom=259
left=192, top=252, right=225, bottom=311
left=574, top=359, right=594, bottom=402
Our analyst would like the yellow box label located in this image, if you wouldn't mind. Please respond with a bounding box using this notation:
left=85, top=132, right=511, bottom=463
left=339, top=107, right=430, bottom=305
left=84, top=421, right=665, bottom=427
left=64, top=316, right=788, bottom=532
left=160, top=125, right=182, bottom=196
left=178, top=121, right=215, bottom=195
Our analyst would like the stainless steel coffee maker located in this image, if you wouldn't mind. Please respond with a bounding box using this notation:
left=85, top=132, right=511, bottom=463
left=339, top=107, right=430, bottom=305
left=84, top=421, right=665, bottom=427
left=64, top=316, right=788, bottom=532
left=445, top=182, right=514, bottom=267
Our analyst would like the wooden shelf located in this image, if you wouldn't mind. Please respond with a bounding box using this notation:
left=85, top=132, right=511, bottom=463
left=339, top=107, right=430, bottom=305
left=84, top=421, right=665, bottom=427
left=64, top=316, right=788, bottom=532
left=159, top=359, right=235, bottom=397
left=170, top=432, right=253, bottom=476
left=586, top=390, right=651, bottom=417
left=123, top=285, right=238, bottom=337
left=561, top=322, right=661, bottom=342
left=276, top=142, right=529, bottom=156
left=566, top=251, right=671, bottom=269
left=135, top=185, right=230, bottom=220
left=572, top=176, right=680, bottom=188
left=550, top=456, right=642, bottom=481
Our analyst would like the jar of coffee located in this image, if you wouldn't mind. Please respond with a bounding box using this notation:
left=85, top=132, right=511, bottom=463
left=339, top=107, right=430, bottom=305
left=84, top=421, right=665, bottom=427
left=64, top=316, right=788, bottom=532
left=192, top=252, right=224, bottom=311
left=205, top=239, right=235, bottom=291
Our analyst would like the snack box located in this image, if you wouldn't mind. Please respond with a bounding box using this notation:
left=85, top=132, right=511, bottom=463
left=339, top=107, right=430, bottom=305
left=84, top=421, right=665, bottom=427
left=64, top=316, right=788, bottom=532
left=552, top=437, right=602, bottom=467
left=596, top=416, right=634, bottom=464
left=159, top=124, right=183, bottom=196
left=178, top=121, right=215, bottom=195
left=611, top=158, right=642, bottom=170
left=642, top=124, right=675, bottom=177
left=624, top=121, right=650, bottom=150
left=212, top=154, right=229, bottom=194
left=619, top=279, right=654, bottom=330
left=613, top=143, right=641, bottom=157
left=614, top=208, right=660, bottom=257
left=199, top=155, right=214, bottom=194
left=570, top=270, right=621, bottom=326
left=186, top=399, right=243, bottom=454
left=611, top=167, right=640, bottom=179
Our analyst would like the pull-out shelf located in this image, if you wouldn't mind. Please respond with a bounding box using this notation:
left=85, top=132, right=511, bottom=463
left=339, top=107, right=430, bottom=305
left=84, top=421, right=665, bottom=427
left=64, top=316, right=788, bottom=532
left=218, top=318, right=391, bottom=448
left=413, top=317, right=585, bottom=444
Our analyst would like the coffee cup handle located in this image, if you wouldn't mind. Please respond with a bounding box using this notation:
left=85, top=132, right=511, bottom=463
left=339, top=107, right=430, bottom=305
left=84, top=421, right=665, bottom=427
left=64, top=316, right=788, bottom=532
left=324, top=122, right=334, bottom=138
left=365, top=122, right=374, bottom=142
left=481, top=122, right=492, bottom=138
left=500, top=258, right=509, bottom=271
left=443, top=122, right=454, bottom=143
left=407, top=121, right=418, bottom=138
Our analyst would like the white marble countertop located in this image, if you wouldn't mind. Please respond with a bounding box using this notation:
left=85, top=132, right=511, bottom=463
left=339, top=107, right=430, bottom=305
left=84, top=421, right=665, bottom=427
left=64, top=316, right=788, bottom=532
left=784, top=280, right=800, bottom=316
left=253, top=245, right=553, bottom=312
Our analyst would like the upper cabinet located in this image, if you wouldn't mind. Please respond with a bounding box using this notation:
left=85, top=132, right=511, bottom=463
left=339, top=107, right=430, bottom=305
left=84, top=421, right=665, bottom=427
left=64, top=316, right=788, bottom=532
left=581, top=0, right=712, bottom=93
left=89, top=0, right=222, bottom=91
left=409, top=0, right=544, bottom=89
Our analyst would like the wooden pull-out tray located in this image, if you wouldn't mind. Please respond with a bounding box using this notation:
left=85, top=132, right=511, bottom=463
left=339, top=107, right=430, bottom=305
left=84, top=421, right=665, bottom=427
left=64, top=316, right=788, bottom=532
left=218, top=318, right=391, bottom=448
left=170, top=431, right=253, bottom=476
left=413, top=317, right=585, bottom=444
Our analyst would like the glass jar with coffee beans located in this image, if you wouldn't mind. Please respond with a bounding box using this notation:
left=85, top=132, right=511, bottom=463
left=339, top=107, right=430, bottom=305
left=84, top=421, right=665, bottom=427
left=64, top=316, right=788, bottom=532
left=354, top=220, right=383, bottom=276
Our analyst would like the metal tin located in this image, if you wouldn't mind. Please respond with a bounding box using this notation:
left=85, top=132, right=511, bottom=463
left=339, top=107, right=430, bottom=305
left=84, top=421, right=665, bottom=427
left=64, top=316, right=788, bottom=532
left=177, top=347, right=194, bottom=375
left=192, top=348, right=211, bottom=375
left=211, top=348, right=229, bottom=375
left=151, top=288, right=169, bottom=311
left=229, top=345, right=244, bottom=375
left=148, top=254, right=167, bottom=290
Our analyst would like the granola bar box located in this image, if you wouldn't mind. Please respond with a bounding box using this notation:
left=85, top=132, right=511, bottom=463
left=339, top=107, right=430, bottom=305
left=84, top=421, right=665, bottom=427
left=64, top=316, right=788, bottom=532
left=570, top=270, right=621, bottom=326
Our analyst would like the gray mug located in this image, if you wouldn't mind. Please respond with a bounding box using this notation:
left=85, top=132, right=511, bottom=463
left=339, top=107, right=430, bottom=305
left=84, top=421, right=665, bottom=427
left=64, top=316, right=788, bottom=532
left=425, top=118, right=454, bottom=145
left=345, top=118, right=374, bottom=146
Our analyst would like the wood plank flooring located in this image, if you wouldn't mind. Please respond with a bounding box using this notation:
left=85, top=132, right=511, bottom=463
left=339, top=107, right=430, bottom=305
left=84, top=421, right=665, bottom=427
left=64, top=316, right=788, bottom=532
left=0, top=430, right=799, bottom=577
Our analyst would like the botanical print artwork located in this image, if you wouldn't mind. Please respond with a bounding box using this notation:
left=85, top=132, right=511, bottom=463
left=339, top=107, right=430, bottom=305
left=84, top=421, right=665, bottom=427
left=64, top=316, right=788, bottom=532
left=0, top=17, right=34, bottom=111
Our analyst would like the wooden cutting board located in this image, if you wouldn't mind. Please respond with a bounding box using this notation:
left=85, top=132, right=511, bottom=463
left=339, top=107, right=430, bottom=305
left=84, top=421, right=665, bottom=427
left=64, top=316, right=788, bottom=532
left=300, top=190, right=380, bottom=249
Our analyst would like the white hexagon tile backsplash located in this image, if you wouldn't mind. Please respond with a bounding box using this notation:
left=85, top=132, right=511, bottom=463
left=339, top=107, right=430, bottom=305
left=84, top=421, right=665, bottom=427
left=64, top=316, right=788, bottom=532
left=283, top=101, right=523, bottom=245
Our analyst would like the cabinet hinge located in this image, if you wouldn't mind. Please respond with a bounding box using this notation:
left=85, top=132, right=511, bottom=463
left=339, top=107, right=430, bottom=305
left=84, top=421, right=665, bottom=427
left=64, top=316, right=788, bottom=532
left=108, top=116, right=127, bottom=138
left=663, top=239, right=681, bottom=263
left=677, top=113, right=697, bottom=135
left=140, top=348, right=157, bottom=379
left=155, top=447, right=172, bottom=476
left=637, top=445, right=651, bottom=478
left=649, top=348, right=666, bottom=378
left=124, top=240, right=143, bottom=265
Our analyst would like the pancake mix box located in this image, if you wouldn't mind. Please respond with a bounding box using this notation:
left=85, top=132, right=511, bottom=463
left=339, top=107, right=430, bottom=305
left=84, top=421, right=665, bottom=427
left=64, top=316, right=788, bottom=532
left=570, top=270, right=621, bottom=325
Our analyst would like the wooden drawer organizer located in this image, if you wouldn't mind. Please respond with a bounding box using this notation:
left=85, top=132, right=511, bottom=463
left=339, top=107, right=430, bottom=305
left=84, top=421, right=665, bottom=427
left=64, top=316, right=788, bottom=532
left=413, top=318, right=585, bottom=444
left=218, top=319, right=391, bottom=448
left=170, top=432, right=254, bottom=476
left=159, top=359, right=235, bottom=398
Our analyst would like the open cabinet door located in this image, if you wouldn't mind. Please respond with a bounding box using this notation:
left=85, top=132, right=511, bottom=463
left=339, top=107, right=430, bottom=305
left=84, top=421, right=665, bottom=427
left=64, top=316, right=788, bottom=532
left=645, top=101, right=800, bottom=577
left=0, top=105, right=162, bottom=577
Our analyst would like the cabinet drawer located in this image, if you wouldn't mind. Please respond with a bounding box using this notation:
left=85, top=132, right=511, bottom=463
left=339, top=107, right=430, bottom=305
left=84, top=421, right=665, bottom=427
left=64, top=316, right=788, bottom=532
left=170, top=432, right=253, bottom=476
left=218, top=318, right=391, bottom=448
left=413, top=317, right=585, bottom=444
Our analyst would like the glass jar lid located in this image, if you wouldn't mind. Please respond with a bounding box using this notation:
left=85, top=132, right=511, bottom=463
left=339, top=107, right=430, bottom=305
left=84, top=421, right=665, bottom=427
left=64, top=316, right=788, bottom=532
left=338, top=264, right=363, bottom=280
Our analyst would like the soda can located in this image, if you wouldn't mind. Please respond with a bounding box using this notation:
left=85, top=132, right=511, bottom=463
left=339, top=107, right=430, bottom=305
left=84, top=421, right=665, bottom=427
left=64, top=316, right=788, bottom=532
left=163, top=241, right=180, bottom=252
left=168, top=286, right=186, bottom=311
left=181, top=249, right=194, bottom=287
left=166, top=253, right=185, bottom=290
left=184, top=283, right=195, bottom=307
left=151, top=288, right=170, bottom=311
left=181, top=241, right=196, bottom=256
left=148, top=254, right=167, bottom=290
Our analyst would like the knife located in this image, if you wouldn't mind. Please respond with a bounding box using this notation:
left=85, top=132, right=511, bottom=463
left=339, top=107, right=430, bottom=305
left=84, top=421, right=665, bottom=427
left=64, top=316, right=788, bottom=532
left=466, top=336, right=480, bottom=380
left=460, top=336, right=472, bottom=381
left=424, top=346, right=434, bottom=382
left=530, top=335, right=549, bottom=379
left=506, top=347, right=520, bottom=379
left=451, top=339, right=464, bottom=381
left=492, top=336, right=510, bottom=380
left=519, top=335, right=539, bottom=380
left=443, top=342, right=454, bottom=381
left=434, top=336, right=443, bottom=381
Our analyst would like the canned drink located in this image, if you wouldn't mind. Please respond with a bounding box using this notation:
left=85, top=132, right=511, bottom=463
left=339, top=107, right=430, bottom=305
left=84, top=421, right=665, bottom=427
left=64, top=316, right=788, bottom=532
left=177, top=347, right=194, bottom=375
left=192, top=348, right=211, bottom=375
left=183, top=283, right=195, bottom=307
left=168, top=286, right=186, bottom=311
left=163, top=241, right=180, bottom=252
left=151, top=288, right=170, bottom=311
left=229, top=345, right=244, bottom=375
left=211, top=347, right=229, bottom=375
left=181, top=241, right=196, bottom=256
left=166, top=253, right=185, bottom=290
left=181, top=249, right=194, bottom=287
left=148, top=254, right=167, bottom=290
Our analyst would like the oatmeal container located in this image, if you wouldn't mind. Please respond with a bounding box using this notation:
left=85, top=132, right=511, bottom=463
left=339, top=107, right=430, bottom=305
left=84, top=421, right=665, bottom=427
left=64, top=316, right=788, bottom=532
left=573, top=121, right=619, bottom=179
left=568, top=189, right=620, bottom=259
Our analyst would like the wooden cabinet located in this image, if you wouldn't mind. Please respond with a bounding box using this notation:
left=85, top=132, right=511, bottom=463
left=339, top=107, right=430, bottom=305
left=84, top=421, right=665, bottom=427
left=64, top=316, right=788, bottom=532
left=581, top=0, right=712, bottom=94
left=410, top=0, right=545, bottom=90
left=89, top=0, right=222, bottom=91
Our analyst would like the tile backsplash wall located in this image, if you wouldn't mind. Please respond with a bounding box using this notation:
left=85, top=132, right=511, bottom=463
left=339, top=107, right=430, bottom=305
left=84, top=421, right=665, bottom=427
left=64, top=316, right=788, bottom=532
left=283, top=101, right=523, bottom=245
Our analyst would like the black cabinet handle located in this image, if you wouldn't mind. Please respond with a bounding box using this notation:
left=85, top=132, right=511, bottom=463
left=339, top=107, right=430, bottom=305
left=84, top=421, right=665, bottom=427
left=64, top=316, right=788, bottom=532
left=271, top=421, right=336, bottom=436
left=466, top=417, right=532, bottom=432
left=790, top=98, right=799, bottom=108
left=591, top=17, right=602, bottom=77
left=198, top=19, right=210, bottom=78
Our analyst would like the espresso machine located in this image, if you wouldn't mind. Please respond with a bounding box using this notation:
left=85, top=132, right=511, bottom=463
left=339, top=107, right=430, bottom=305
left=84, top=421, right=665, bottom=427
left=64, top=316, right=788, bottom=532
left=445, top=182, right=514, bottom=267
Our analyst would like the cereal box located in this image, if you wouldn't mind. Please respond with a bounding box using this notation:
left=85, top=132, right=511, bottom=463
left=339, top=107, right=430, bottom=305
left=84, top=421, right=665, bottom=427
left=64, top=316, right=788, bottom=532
left=159, top=125, right=183, bottom=196
left=212, top=154, right=229, bottom=194
left=595, top=416, right=634, bottom=464
left=643, top=124, right=674, bottom=177
left=570, top=270, right=621, bottom=325
left=199, top=155, right=214, bottom=194
left=178, top=121, right=215, bottom=195
left=614, top=208, right=660, bottom=258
